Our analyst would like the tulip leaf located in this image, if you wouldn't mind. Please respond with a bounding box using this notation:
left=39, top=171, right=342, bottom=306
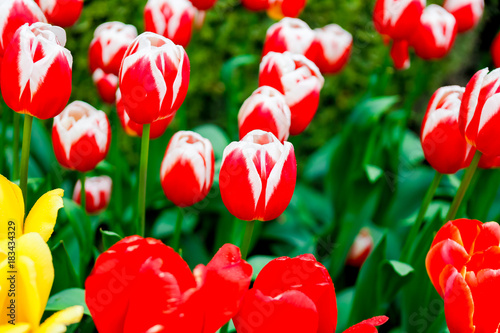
left=303, top=136, right=340, bottom=182
left=377, top=260, right=414, bottom=306
left=51, top=241, right=81, bottom=295
left=365, top=164, right=383, bottom=183
left=100, top=229, right=123, bottom=251
left=336, top=287, right=355, bottom=332
left=151, top=208, right=198, bottom=239
left=348, top=96, right=399, bottom=127
left=247, top=255, right=275, bottom=280
left=46, top=288, right=90, bottom=316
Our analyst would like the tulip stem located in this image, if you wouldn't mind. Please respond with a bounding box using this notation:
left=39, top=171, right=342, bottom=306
left=19, top=115, right=33, bottom=209
left=445, top=151, right=482, bottom=222
left=80, top=172, right=86, bottom=213
left=137, top=124, right=150, bottom=237
left=13, top=113, right=20, bottom=180
left=241, top=220, right=255, bottom=260
left=401, top=171, right=443, bottom=261
left=172, top=207, right=183, bottom=252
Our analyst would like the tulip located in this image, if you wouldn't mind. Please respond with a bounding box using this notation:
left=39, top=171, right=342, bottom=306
left=346, top=228, right=374, bottom=267
left=241, top=0, right=269, bottom=12
left=52, top=101, right=111, bottom=172
left=425, top=219, right=500, bottom=332
left=443, top=0, right=484, bottom=33
left=267, top=0, right=307, bottom=20
left=238, top=86, right=291, bottom=142
left=421, top=86, right=475, bottom=174
left=144, top=0, right=196, bottom=48
left=34, top=0, right=83, bottom=27
left=390, top=39, right=410, bottom=70
left=259, top=51, right=324, bottom=135
left=92, top=68, right=119, bottom=104
left=493, top=31, right=500, bottom=68
left=73, top=175, right=112, bottom=214
left=478, top=154, right=500, bottom=169
left=410, top=5, right=457, bottom=60
left=119, top=32, right=190, bottom=125
left=262, top=18, right=316, bottom=59
left=373, top=0, right=425, bottom=41
left=189, top=0, right=217, bottom=10
left=160, top=131, right=214, bottom=207
left=312, top=24, right=352, bottom=74
left=116, top=88, right=171, bottom=139
left=85, top=236, right=253, bottom=333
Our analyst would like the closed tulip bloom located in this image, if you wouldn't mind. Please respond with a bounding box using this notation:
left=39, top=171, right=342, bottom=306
left=459, top=68, right=500, bottom=157
left=267, top=0, right=307, bottom=20
left=241, top=0, right=269, bottom=12
left=119, top=32, right=190, bottom=124
left=259, top=52, right=324, bottom=135
left=73, top=175, right=112, bottom=214
left=390, top=39, right=410, bottom=70
left=421, top=86, right=475, bottom=174
left=160, top=131, right=214, bottom=207
left=492, top=32, right=500, bottom=68
left=410, top=5, right=457, bottom=60
left=86, top=236, right=252, bottom=333
left=116, top=88, right=170, bottom=139
left=346, top=228, right=374, bottom=267
left=34, top=0, right=83, bottom=27
left=312, top=24, right=352, bottom=74
left=92, top=68, right=118, bottom=104
left=238, top=86, right=291, bottom=142
left=373, top=0, right=425, bottom=40
left=144, top=0, right=195, bottom=48
left=443, top=0, right=484, bottom=33
left=262, top=18, right=315, bottom=58
left=478, top=154, right=500, bottom=169
left=52, top=101, right=111, bottom=172
left=219, top=130, right=296, bottom=221
left=1, top=22, right=72, bottom=119
left=189, top=0, right=217, bottom=10
left=425, top=219, right=500, bottom=332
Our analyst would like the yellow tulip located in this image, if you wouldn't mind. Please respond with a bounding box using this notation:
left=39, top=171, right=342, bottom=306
left=0, top=174, right=83, bottom=332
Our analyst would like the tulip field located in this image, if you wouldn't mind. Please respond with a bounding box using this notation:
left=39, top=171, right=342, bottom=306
left=2, top=0, right=500, bottom=332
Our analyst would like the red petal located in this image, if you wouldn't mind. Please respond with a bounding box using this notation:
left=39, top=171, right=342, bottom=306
left=468, top=269, right=500, bottom=333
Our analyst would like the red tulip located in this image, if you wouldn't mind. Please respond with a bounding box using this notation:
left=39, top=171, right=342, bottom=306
left=92, top=69, right=118, bottom=104
left=343, top=316, right=389, bottom=333
left=425, top=219, right=500, bottom=333
left=85, top=236, right=252, bottom=333
left=116, top=88, right=170, bottom=139
left=219, top=130, right=296, bottom=221
left=459, top=68, right=500, bottom=157
left=119, top=32, right=190, bottom=124
left=267, top=0, right=307, bottom=20
left=259, top=51, right=324, bottom=135
left=0, top=0, right=46, bottom=58
left=34, top=0, right=83, bottom=27
left=1, top=22, right=72, bottom=119
left=390, top=39, right=410, bottom=70
left=478, top=154, right=500, bottom=169
left=160, top=131, right=214, bottom=207
left=443, top=0, right=484, bottom=33
left=311, top=24, right=352, bottom=74
left=373, top=0, right=425, bottom=41
left=52, top=101, right=111, bottom=172
left=493, top=32, right=500, bottom=68
left=421, top=86, right=475, bottom=174
left=238, top=86, right=291, bottom=142
left=189, top=0, right=217, bottom=11
left=262, top=18, right=316, bottom=59
left=73, top=175, right=112, bottom=214
left=144, top=0, right=196, bottom=48
left=346, top=228, right=374, bottom=267
left=241, top=0, right=269, bottom=12
left=410, top=5, right=457, bottom=60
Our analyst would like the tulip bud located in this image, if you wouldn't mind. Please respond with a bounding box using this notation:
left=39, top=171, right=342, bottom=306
left=492, top=31, right=500, bottom=69
left=259, top=51, right=324, bottom=135
left=73, top=176, right=112, bottom=214
left=144, top=0, right=195, bottom=48
left=34, top=0, right=83, bottom=27
left=189, top=0, right=217, bottom=10
left=262, top=18, right=316, bottom=58
left=459, top=68, right=500, bottom=157
left=410, top=5, right=457, bottom=60
left=346, top=228, right=374, bottom=267
left=241, top=0, right=269, bottom=12
left=0, top=0, right=46, bottom=58
left=119, top=32, right=190, bottom=124
left=1, top=22, right=72, bottom=119
left=92, top=69, right=118, bottom=104
left=219, top=130, right=296, bottom=221
left=443, top=0, right=484, bottom=33
left=116, top=88, right=170, bottom=139
left=373, top=0, right=425, bottom=40
left=421, top=86, right=475, bottom=174
left=160, top=131, right=214, bottom=207
left=238, top=86, right=291, bottom=142
left=267, top=0, right=307, bottom=20
left=390, top=39, right=410, bottom=70
left=52, top=101, right=111, bottom=172
left=312, top=24, right=352, bottom=74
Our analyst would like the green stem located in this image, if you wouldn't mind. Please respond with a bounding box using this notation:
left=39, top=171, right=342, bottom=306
left=137, top=124, right=150, bottom=237
left=445, top=151, right=482, bottom=222
left=220, top=323, right=229, bottom=333
left=401, top=171, right=443, bottom=261
left=19, top=115, right=33, bottom=209
left=241, top=220, right=255, bottom=260
left=80, top=172, right=86, bottom=213
left=172, top=207, right=183, bottom=252
left=13, top=113, right=20, bottom=179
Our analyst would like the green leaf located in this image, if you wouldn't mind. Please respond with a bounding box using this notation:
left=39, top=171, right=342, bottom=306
left=45, top=288, right=90, bottom=316
left=151, top=209, right=198, bottom=239
left=100, top=229, right=123, bottom=251
left=247, top=255, right=275, bottom=280
left=365, top=164, right=383, bottom=183
left=303, top=137, right=340, bottom=181
left=348, top=96, right=399, bottom=127
left=51, top=241, right=81, bottom=295
left=336, top=287, right=355, bottom=332
left=378, top=260, right=414, bottom=306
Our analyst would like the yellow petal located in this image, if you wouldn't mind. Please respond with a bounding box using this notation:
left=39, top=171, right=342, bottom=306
left=0, top=174, right=25, bottom=239
left=0, top=323, right=31, bottom=333
left=36, top=306, right=84, bottom=333
left=24, top=189, right=64, bottom=243
left=15, top=255, right=42, bottom=327
left=0, top=259, right=11, bottom=325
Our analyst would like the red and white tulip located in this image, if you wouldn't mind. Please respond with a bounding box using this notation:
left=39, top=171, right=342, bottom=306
left=119, top=32, right=190, bottom=124
left=73, top=176, right=112, bottom=214
left=259, top=51, right=324, bottom=135
left=346, top=228, right=374, bottom=267
left=312, top=24, right=352, bottom=74
left=52, top=101, right=111, bottom=172
left=390, top=40, right=410, bottom=70
left=92, top=69, right=118, bottom=104
left=262, top=18, right=315, bottom=59
left=160, top=131, right=214, bottom=207
left=267, top=0, right=307, bottom=20
left=373, top=0, right=425, bottom=41
left=238, top=86, right=291, bottom=142
left=219, top=130, right=296, bottom=221
left=34, top=0, right=83, bottom=27
left=1, top=22, right=72, bottom=119
left=189, top=0, right=217, bottom=10
left=443, top=0, right=484, bottom=33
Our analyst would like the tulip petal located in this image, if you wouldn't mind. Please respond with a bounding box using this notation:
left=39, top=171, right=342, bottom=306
left=37, top=306, right=84, bottom=333
left=474, top=222, right=500, bottom=252
left=430, top=219, right=482, bottom=253
left=468, top=269, right=500, bottom=333
left=0, top=174, right=24, bottom=239
left=343, top=316, right=389, bottom=333
left=0, top=323, right=30, bottom=333
left=24, top=189, right=64, bottom=242
left=16, top=255, right=43, bottom=327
